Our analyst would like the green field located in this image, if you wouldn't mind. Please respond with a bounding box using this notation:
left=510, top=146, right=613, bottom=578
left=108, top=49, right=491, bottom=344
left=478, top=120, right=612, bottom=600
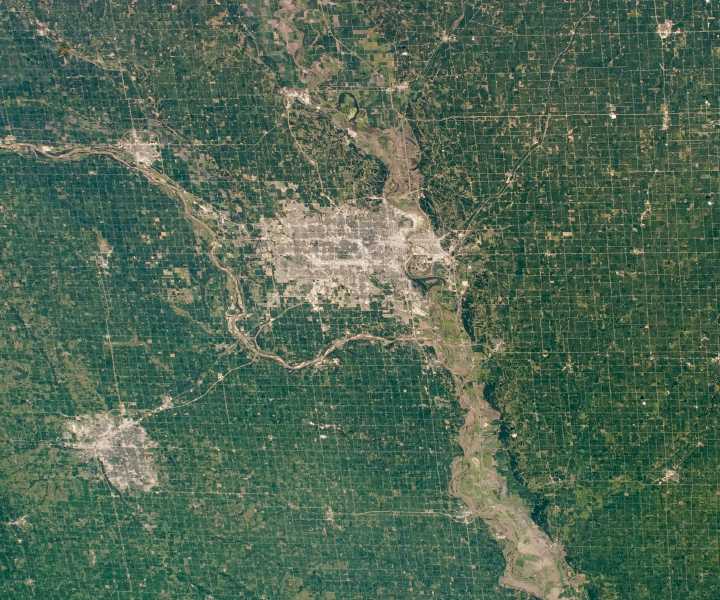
left=2, top=1, right=719, bottom=599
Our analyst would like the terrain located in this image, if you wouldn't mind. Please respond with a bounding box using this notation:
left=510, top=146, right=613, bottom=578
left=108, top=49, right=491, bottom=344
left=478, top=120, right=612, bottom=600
left=1, top=1, right=720, bottom=600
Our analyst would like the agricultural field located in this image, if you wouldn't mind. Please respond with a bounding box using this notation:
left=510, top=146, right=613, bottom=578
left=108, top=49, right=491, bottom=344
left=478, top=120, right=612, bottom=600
left=1, top=1, right=719, bottom=599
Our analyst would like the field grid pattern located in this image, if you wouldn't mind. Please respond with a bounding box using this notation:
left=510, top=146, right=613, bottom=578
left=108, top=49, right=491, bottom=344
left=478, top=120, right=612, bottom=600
left=1, top=2, right=719, bottom=600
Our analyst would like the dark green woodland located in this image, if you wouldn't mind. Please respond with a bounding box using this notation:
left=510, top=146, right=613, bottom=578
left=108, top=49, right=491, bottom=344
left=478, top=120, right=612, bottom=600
left=1, top=2, right=718, bottom=599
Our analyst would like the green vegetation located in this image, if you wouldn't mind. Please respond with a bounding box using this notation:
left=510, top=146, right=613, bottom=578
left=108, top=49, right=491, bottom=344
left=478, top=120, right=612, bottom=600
left=1, top=0, right=719, bottom=598
left=0, top=153, right=520, bottom=598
